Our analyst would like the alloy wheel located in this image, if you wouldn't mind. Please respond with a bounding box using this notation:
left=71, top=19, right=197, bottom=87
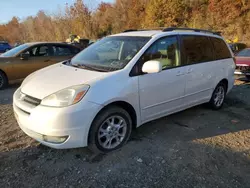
left=97, top=115, right=127, bottom=149
left=213, top=85, right=225, bottom=107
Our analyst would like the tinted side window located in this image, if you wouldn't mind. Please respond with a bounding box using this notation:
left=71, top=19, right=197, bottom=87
left=210, top=37, right=231, bottom=60
left=182, top=35, right=214, bottom=64
left=52, top=45, right=73, bottom=56
left=39, top=46, right=49, bottom=56
left=24, top=45, right=49, bottom=57
left=141, top=36, right=180, bottom=70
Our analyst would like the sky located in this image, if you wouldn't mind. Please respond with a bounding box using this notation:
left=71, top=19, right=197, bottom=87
left=0, top=0, right=114, bottom=24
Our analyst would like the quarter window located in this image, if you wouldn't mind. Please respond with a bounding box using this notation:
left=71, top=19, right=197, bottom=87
left=210, top=37, right=231, bottom=60
left=182, top=35, right=214, bottom=64
left=141, top=36, right=180, bottom=70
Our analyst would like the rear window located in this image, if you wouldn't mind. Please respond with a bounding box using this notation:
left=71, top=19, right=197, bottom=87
left=182, top=35, right=214, bottom=64
left=236, top=48, right=250, bottom=57
left=210, top=37, right=231, bottom=60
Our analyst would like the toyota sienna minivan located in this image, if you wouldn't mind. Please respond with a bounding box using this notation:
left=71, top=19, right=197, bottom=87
left=13, top=28, right=235, bottom=153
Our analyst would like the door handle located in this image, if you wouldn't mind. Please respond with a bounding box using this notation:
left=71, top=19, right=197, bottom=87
left=176, top=71, right=185, bottom=76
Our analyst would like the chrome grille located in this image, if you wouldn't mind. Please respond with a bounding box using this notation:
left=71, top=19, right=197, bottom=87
left=23, top=95, right=41, bottom=106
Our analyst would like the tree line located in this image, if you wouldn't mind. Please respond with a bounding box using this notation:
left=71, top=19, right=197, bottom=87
left=0, top=0, right=250, bottom=44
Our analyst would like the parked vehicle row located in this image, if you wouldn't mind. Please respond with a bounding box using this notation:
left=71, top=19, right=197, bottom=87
left=13, top=28, right=235, bottom=153
left=0, top=42, right=81, bottom=89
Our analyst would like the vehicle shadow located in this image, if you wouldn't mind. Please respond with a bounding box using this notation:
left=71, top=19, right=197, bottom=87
left=0, top=130, right=249, bottom=187
left=235, top=75, right=250, bottom=83
left=0, top=80, right=250, bottom=187
left=0, top=83, right=20, bottom=105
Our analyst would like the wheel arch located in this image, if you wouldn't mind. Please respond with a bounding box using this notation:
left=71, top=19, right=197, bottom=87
left=0, top=69, right=8, bottom=83
left=93, top=101, right=138, bottom=130
left=219, top=78, right=228, bottom=92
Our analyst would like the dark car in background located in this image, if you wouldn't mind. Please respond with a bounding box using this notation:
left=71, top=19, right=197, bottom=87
left=0, top=41, right=11, bottom=53
left=234, top=48, right=250, bottom=80
left=229, top=42, right=247, bottom=54
left=0, top=42, right=81, bottom=89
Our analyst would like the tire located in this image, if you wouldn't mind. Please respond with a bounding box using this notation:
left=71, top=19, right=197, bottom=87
left=246, top=75, right=250, bottom=80
left=209, top=82, right=226, bottom=110
left=88, top=106, right=132, bottom=153
left=0, top=71, right=8, bottom=90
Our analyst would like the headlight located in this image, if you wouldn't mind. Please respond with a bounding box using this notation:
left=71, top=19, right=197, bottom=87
left=41, top=85, right=89, bottom=107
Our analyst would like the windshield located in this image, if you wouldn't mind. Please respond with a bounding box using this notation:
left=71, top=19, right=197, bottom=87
left=0, top=44, right=29, bottom=57
left=236, top=49, right=250, bottom=57
left=71, top=36, right=150, bottom=71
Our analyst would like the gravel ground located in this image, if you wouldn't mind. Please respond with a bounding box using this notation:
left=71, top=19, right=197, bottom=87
left=0, top=79, right=250, bottom=188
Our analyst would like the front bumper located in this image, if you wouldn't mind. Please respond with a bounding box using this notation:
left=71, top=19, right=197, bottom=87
left=13, top=88, right=102, bottom=149
left=234, top=71, right=250, bottom=75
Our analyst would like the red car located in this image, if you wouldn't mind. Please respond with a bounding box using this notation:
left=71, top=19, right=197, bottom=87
left=234, top=48, right=250, bottom=80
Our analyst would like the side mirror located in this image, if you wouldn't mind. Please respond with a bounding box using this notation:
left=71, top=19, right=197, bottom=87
left=142, top=60, right=162, bottom=74
left=20, top=53, right=29, bottom=60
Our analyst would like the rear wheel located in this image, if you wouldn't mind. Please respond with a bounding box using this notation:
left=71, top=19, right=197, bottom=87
left=88, top=106, right=132, bottom=153
left=209, top=83, right=226, bottom=110
left=246, top=75, right=250, bottom=80
left=0, top=71, right=8, bottom=90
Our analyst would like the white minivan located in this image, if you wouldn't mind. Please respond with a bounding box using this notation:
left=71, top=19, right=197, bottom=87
left=13, top=28, right=235, bottom=153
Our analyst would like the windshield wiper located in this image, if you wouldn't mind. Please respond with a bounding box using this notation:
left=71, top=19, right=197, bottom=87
left=72, top=64, right=109, bottom=72
left=65, top=59, right=71, bottom=65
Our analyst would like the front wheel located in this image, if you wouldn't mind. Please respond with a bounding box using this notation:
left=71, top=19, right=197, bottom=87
left=88, top=106, right=132, bottom=153
left=0, top=71, right=8, bottom=90
left=209, top=83, right=226, bottom=110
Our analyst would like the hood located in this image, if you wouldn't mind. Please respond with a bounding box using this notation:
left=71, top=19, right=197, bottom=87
left=21, top=63, right=107, bottom=99
left=235, top=57, right=250, bottom=66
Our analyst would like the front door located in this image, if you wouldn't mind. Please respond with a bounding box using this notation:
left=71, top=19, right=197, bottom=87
left=12, top=44, right=53, bottom=80
left=138, top=36, right=187, bottom=122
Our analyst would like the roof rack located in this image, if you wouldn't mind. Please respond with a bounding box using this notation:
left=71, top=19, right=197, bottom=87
left=123, top=29, right=138, bottom=33
left=163, top=27, right=221, bottom=36
left=123, top=28, right=165, bottom=33
left=122, top=27, right=221, bottom=36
